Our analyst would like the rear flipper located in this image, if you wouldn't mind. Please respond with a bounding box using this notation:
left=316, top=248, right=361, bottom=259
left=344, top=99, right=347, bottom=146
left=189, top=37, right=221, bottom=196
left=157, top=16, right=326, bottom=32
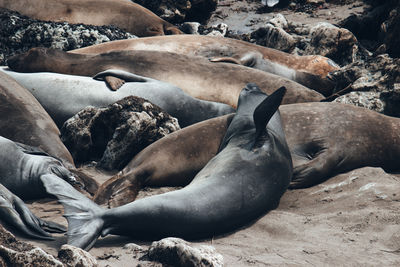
left=289, top=148, right=344, bottom=189
left=40, top=174, right=105, bottom=250
left=0, top=183, right=65, bottom=240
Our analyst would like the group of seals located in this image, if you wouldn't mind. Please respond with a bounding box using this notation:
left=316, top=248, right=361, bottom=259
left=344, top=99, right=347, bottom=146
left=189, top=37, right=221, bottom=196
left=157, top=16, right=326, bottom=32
left=7, top=47, right=324, bottom=107
left=71, top=35, right=340, bottom=95
left=0, top=67, right=234, bottom=128
left=41, top=85, right=292, bottom=250
left=0, top=0, right=182, bottom=36
left=93, top=101, right=400, bottom=208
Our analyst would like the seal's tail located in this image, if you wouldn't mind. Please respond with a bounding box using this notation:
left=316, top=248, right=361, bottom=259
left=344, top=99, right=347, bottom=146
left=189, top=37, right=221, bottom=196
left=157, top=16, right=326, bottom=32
left=40, top=174, right=105, bottom=250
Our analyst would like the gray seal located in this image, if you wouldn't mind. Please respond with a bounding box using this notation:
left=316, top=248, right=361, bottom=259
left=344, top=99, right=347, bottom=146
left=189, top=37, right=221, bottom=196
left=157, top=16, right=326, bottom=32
left=42, top=84, right=293, bottom=250
left=0, top=136, right=76, bottom=239
left=0, top=68, right=234, bottom=128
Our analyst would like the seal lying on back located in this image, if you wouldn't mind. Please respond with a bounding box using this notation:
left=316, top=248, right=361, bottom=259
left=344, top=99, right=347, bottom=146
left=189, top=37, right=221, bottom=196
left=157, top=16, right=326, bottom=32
left=0, top=0, right=182, bottom=36
left=71, top=35, right=339, bottom=95
left=42, top=85, right=293, bottom=250
left=0, top=68, right=234, bottom=128
left=0, top=136, right=74, bottom=239
left=7, top=48, right=324, bottom=107
left=94, top=102, right=400, bottom=207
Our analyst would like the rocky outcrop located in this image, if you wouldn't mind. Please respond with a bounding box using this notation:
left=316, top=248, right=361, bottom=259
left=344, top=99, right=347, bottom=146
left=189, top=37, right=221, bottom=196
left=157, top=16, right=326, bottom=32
left=0, top=224, right=63, bottom=266
left=61, top=96, right=180, bottom=170
left=58, top=245, right=98, bottom=267
left=0, top=8, right=136, bottom=65
left=132, top=0, right=218, bottom=23
left=147, top=237, right=224, bottom=267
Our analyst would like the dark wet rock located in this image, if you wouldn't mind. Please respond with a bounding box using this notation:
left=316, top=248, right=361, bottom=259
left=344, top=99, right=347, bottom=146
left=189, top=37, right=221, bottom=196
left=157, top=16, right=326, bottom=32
left=250, top=23, right=296, bottom=52
left=0, top=224, right=63, bottom=266
left=339, top=0, right=400, bottom=57
left=132, top=0, right=217, bottom=24
left=61, top=96, right=180, bottom=170
left=304, top=22, right=358, bottom=65
left=146, top=237, right=224, bottom=267
left=58, top=245, right=97, bottom=267
left=180, top=22, right=228, bottom=36
left=0, top=8, right=136, bottom=65
left=327, top=54, right=400, bottom=116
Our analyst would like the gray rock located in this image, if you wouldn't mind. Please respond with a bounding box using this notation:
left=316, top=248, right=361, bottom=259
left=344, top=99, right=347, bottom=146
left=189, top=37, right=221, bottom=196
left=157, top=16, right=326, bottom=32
left=305, top=22, right=358, bottom=65
left=250, top=23, right=296, bottom=52
left=147, top=237, right=223, bottom=267
left=269, top=13, right=288, bottom=29
left=206, top=23, right=229, bottom=37
left=58, top=245, right=97, bottom=267
left=61, top=96, right=180, bottom=170
left=334, top=91, right=384, bottom=113
left=0, top=8, right=136, bottom=65
left=0, top=225, right=63, bottom=267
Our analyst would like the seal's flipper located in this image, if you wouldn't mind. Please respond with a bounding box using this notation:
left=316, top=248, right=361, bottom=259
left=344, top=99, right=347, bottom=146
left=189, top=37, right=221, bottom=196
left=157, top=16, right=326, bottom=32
left=253, top=86, right=286, bottom=144
left=289, top=149, right=343, bottom=189
left=38, top=219, right=66, bottom=233
left=104, top=76, right=125, bottom=91
left=93, top=69, right=149, bottom=83
left=209, top=57, right=242, bottom=65
left=40, top=174, right=105, bottom=250
left=0, top=185, right=55, bottom=240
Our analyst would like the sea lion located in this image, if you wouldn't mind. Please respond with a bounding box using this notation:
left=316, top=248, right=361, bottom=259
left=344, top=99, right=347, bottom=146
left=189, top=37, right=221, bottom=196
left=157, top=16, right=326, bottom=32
left=0, top=71, right=99, bottom=195
left=0, top=0, right=182, bottom=36
left=42, top=85, right=292, bottom=250
left=0, top=68, right=234, bottom=128
left=71, top=35, right=339, bottom=95
left=94, top=102, right=400, bottom=207
left=0, top=70, right=74, bottom=168
left=7, top=48, right=324, bottom=107
left=0, top=136, right=73, bottom=239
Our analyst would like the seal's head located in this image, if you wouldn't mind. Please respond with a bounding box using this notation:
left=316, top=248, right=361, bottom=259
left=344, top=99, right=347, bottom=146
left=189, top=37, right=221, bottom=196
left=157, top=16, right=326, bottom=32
left=7, top=47, right=57, bottom=73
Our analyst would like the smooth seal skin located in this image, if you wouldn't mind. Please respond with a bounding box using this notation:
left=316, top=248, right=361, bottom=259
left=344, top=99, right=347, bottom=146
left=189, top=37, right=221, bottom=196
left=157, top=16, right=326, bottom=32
left=42, top=85, right=293, bottom=250
left=71, top=35, right=340, bottom=95
left=0, top=136, right=75, bottom=239
left=0, top=71, right=99, bottom=195
left=0, top=70, right=74, bottom=168
left=0, top=0, right=182, bottom=36
left=0, top=68, right=234, bottom=128
left=7, top=48, right=324, bottom=108
left=94, top=102, right=400, bottom=207
left=0, top=183, right=65, bottom=240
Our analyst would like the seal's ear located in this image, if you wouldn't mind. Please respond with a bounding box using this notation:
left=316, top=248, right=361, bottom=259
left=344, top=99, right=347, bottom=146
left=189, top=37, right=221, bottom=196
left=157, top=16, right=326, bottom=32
left=253, top=86, right=286, bottom=142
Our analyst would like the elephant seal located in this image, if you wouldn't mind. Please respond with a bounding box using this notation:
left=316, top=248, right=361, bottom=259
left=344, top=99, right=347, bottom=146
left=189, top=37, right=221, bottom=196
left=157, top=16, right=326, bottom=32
left=0, top=0, right=182, bottom=36
left=94, top=102, right=400, bottom=207
left=0, top=136, right=74, bottom=239
left=7, top=48, right=324, bottom=107
left=0, top=71, right=99, bottom=195
left=71, top=35, right=339, bottom=95
left=42, top=85, right=292, bottom=250
left=0, top=70, right=74, bottom=168
left=0, top=183, right=65, bottom=240
left=0, top=68, right=234, bottom=128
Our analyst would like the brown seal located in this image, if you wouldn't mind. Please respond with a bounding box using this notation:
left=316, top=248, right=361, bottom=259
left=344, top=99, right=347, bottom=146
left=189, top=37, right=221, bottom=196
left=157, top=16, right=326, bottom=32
left=71, top=35, right=339, bottom=95
left=94, top=102, right=400, bottom=207
left=7, top=48, right=324, bottom=107
left=0, top=71, right=98, bottom=194
left=0, top=0, right=182, bottom=36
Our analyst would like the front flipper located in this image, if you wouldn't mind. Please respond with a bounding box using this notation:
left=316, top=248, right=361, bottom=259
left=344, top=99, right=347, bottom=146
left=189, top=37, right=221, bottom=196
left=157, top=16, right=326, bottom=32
left=289, top=147, right=344, bottom=189
left=209, top=57, right=242, bottom=65
left=0, top=184, right=65, bottom=240
left=104, top=76, right=125, bottom=91
left=93, top=69, right=150, bottom=91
